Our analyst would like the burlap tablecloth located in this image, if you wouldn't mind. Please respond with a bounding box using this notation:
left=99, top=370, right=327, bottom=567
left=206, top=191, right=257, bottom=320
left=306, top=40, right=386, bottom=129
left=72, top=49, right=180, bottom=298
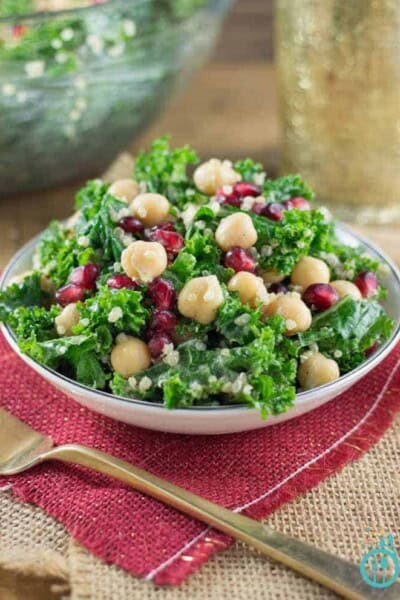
left=0, top=415, right=399, bottom=599
left=1, top=156, right=399, bottom=599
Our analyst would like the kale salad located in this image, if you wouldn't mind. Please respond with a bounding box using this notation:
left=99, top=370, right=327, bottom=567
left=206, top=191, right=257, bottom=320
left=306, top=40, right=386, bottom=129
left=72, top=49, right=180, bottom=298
left=0, top=138, right=394, bottom=417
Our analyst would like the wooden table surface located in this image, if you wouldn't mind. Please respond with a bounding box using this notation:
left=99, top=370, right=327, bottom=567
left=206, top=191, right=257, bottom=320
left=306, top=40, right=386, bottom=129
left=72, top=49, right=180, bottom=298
left=0, top=59, right=399, bottom=600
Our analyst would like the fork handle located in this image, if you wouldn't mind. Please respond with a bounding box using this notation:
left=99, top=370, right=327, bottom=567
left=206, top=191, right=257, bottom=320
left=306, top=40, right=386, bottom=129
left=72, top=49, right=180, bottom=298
left=44, top=444, right=399, bottom=599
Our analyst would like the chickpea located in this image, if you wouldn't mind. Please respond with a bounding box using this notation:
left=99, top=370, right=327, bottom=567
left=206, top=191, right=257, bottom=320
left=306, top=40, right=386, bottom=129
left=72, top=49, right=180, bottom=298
left=178, top=275, right=224, bottom=325
left=111, top=336, right=151, bottom=379
left=131, top=193, right=170, bottom=227
left=215, top=213, right=257, bottom=251
left=121, top=240, right=167, bottom=283
left=298, top=352, right=340, bottom=390
left=291, top=256, right=330, bottom=289
left=193, top=158, right=241, bottom=196
left=260, top=269, right=285, bottom=285
left=108, top=179, right=140, bottom=203
left=263, top=293, right=312, bottom=335
left=55, top=303, right=80, bottom=336
left=330, top=280, right=362, bottom=301
left=228, top=272, right=268, bottom=308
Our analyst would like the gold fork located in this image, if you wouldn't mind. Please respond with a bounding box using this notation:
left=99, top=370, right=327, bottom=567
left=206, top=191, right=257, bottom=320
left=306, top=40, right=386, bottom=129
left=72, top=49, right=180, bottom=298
left=0, top=408, right=398, bottom=599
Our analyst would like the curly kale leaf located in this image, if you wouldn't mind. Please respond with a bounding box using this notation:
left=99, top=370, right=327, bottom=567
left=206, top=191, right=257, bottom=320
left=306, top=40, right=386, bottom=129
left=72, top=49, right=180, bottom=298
left=73, top=286, right=149, bottom=352
left=134, top=136, right=206, bottom=209
left=20, top=333, right=107, bottom=389
left=0, top=272, right=45, bottom=322
left=75, top=179, right=110, bottom=223
left=112, top=318, right=297, bottom=418
left=34, top=221, right=97, bottom=288
left=74, top=183, right=126, bottom=263
left=234, top=158, right=265, bottom=183
left=263, top=174, right=314, bottom=203
left=8, top=304, right=60, bottom=341
left=298, top=298, right=394, bottom=372
left=165, top=228, right=225, bottom=289
left=240, top=207, right=331, bottom=275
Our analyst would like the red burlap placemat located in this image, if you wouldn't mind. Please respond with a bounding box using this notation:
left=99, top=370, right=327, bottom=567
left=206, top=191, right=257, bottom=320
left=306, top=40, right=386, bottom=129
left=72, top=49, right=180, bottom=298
left=1, top=331, right=400, bottom=586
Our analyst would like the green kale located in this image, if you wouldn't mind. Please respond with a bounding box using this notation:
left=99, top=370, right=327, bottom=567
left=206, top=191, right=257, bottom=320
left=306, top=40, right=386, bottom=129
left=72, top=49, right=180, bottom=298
left=165, top=228, right=224, bottom=289
left=0, top=0, right=32, bottom=17
left=111, top=320, right=297, bottom=418
left=134, top=136, right=206, bottom=209
left=240, top=207, right=331, bottom=275
left=0, top=18, right=86, bottom=75
left=0, top=272, right=45, bottom=321
left=20, top=333, right=107, bottom=389
left=75, top=179, right=110, bottom=223
left=263, top=174, right=314, bottom=203
left=8, top=304, right=60, bottom=341
left=234, top=158, right=265, bottom=183
left=298, top=297, right=393, bottom=372
left=73, top=286, right=149, bottom=351
left=34, top=221, right=94, bottom=288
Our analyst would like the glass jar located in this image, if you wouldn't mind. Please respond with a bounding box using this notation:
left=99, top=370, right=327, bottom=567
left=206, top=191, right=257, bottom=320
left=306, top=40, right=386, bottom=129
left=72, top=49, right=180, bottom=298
left=275, top=0, right=400, bottom=224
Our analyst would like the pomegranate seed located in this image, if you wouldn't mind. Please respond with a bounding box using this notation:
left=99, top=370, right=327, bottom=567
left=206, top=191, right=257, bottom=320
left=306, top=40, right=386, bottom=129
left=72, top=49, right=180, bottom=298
left=149, top=229, right=184, bottom=255
left=233, top=182, right=261, bottom=197
left=262, top=202, right=285, bottom=221
left=303, top=283, right=339, bottom=312
left=118, top=217, right=144, bottom=236
left=216, top=187, right=241, bottom=207
left=149, top=309, right=177, bottom=334
left=155, top=221, right=176, bottom=231
left=107, top=274, right=137, bottom=290
left=251, top=202, right=265, bottom=215
left=217, top=182, right=261, bottom=207
left=354, top=271, right=378, bottom=298
left=284, top=197, right=311, bottom=211
left=148, top=333, right=172, bottom=358
left=365, top=341, right=379, bottom=357
left=224, top=247, right=256, bottom=273
left=269, top=282, right=288, bottom=294
left=69, top=263, right=100, bottom=290
left=148, top=277, right=176, bottom=310
left=56, top=283, right=86, bottom=306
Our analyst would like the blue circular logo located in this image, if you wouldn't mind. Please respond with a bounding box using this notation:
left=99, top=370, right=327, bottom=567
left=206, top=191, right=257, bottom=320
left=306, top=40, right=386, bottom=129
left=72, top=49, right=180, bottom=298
left=360, top=547, right=400, bottom=589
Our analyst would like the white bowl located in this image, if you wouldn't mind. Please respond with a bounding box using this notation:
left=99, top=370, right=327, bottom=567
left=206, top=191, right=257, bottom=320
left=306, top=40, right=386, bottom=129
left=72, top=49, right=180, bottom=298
left=1, top=225, right=400, bottom=435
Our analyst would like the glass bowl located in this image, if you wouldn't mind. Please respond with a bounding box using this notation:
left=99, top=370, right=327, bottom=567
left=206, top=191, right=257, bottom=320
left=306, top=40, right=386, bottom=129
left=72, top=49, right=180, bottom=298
left=0, top=0, right=231, bottom=194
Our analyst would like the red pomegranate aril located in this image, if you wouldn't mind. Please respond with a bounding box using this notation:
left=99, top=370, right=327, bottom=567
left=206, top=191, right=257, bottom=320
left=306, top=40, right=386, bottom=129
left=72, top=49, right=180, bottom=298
left=118, top=217, right=144, bottom=236
left=251, top=202, right=265, bottom=215
left=149, top=229, right=184, bottom=254
left=148, top=277, right=176, bottom=310
left=148, top=333, right=172, bottom=358
left=149, top=309, right=177, bottom=334
left=216, top=187, right=241, bottom=207
left=262, top=202, right=285, bottom=221
left=354, top=271, right=378, bottom=298
left=365, top=342, right=379, bottom=357
left=303, top=283, right=339, bottom=312
left=107, top=274, right=137, bottom=290
left=69, top=263, right=100, bottom=290
left=269, top=282, right=288, bottom=294
left=56, top=283, right=86, bottom=306
left=224, top=247, right=256, bottom=273
left=155, top=221, right=176, bottom=231
left=233, top=182, right=261, bottom=197
left=284, top=197, right=311, bottom=211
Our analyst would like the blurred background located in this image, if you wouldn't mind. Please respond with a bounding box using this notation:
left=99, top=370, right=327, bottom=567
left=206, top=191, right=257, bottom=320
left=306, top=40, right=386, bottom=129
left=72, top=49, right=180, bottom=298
left=1, top=0, right=399, bottom=273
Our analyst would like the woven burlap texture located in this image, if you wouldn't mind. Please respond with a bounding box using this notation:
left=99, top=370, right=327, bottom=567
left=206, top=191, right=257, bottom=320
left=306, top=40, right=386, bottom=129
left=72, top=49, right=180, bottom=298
left=0, top=414, right=398, bottom=599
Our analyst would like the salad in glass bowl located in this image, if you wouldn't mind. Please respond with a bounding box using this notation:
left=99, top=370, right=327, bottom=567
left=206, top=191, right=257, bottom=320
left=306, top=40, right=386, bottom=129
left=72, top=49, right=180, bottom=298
left=0, top=0, right=230, bottom=193
left=0, top=137, right=395, bottom=419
